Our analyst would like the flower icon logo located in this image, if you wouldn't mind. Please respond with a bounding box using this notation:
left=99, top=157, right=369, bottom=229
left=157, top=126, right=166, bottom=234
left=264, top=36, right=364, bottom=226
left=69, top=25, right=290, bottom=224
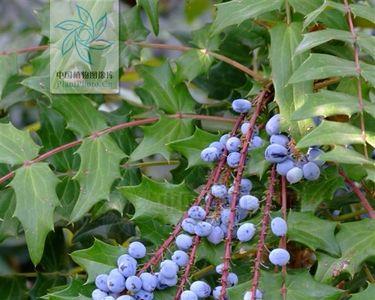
left=55, top=5, right=112, bottom=64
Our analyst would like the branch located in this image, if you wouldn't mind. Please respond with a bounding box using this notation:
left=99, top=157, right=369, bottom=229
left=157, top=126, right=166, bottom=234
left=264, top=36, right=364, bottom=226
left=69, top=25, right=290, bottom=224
left=250, top=166, right=277, bottom=299
left=343, top=0, right=368, bottom=158
left=279, top=176, right=288, bottom=300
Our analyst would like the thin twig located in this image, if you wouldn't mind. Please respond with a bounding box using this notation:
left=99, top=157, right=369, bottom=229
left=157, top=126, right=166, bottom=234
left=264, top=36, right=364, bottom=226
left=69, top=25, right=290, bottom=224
left=0, top=45, right=49, bottom=56
left=279, top=176, right=288, bottom=300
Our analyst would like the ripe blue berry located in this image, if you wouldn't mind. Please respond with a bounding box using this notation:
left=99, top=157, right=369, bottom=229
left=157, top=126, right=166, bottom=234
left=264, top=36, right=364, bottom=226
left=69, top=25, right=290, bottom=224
left=226, top=137, right=241, bottom=152
left=216, top=263, right=224, bottom=274
left=244, top=289, right=263, bottom=300
left=126, top=276, right=143, bottom=293
left=227, top=152, right=241, bottom=167
left=201, top=147, right=219, bottom=162
left=213, top=286, right=222, bottom=299
left=118, top=259, right=136, bottom=277
left=241, top=122, right=250, bottom=135
left=134, top=290, right=154, bottom=300
left=220, top=134, right=230, bottom=144
left=160, top=260, right=179, bottom=279
left=104, top=296, right=116, bottom=300
left=271, top=217, right=288, bottom=236
left=95, top=274, right=110, bottom=292
left=188, top=206, right=206, bottom=220
left=210, top=141, right=226, bottom=154
left=237, top=223, right=256, bottom=242
left=220, top=208, right=230, bottom=224
left=270, top=134, right=289, bottom=147
left=236, top=207, right=249, bottom=222
left=107, top=269, right=126, bottom=293
left=117, top=296, right=136, bottom=300
left=140, top=273, right=158, bottom=292
left=307, top=147, right=325, bottom=166
left=228, top=272, right=239, bottom=286
left=264, top=144, right=288, bottom=163
left=276, top=159, right=294, bottom=176
left=92, top=289, right=108, bottom=300
left=172, top=250, right=189, bottom=267
left=232, top=99, right=252, bottom=113
left=211, top=184, right=228, bottom=199
left=240, top=178, right=252, bottom=193
left=190, top=281, right=212, bottom=298
left=207, top=226, right=224, bottom=245
left=302, top=162, right=321, bottom=181
left=128, top=241, right=146, bottom=259
left=269, top=248, right=290, bottom=266
left=239, top=195, right=259, bottom=211
left=182, top=218, right=197, bottom=234
left=194, top=221, right=213, bottom=237
left=250, top=136, right=264, bottom=149
left=286, top=167, right=303, bottom=184
left=181, top=290, right=198, bottom=300
left=265, top=114, right=281, bottom=136
left=176, top=234, right=193, bottom=250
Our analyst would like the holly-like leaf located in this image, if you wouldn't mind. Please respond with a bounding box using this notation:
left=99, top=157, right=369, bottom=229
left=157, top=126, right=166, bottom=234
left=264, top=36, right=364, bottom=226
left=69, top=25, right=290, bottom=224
left=0, top=277, right=28, bottom=300
left=350, top=285, right=375, bottom=300
left=197, top=239, right=225, bottom=266
left=0, top=189, right=20, bottom=242
left=120, top=175, right=196, bottom=225
left=70, top=135, right=125, bottom=222
left=0, top=54, right=17, bottom=99
left=320, top=146, right=375, bottom=166
left=175, top=49, right=214, bottom=82
left=41, top=277, right=93, bottom=299
left=71, top=239, right=125, bottom=283
left=296, top=121, right=364, bottom=148
left=10, top=163, right=60, bottom=265
left=211, top=0, right=283, bottom=35
left=270, top=22, right=313, bottom=139
left=137, top=0, right=159, bottom=35
left=168, top=127, right=219, bottom=168
left=315, top=219, right=375, bottom=283
left=129, top=116, right=193, bottom=162
left=246, top=145, right=271, bottom=178
left=137, top=219, right=171, bottom=246
left=136, top=62, right=196, bottom=113
left=0, top=123, right=40, bottom=165
left=288, top=211, right=340, bottom=256
left=52, top=95, right=108, bottom=137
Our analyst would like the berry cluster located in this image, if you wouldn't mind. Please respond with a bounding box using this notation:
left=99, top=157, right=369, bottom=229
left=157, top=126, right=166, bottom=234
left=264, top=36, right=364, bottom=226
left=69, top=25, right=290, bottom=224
left=264, top=114, right=325, bottom=184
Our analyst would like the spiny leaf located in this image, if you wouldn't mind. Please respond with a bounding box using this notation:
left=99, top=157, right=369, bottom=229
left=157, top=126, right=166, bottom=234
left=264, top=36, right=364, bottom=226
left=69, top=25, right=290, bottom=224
left=320, top=146, right=375, bottom=166
left=129, top=116, right=193, bottom=162
left=315, top=219, right=375, bottom=283
left=296, top=121, right=364, bottom=148
left=288, top=211, right=340, bottom=256
left=0, top=189, right=19, bottom=243
left=41, top=278, right=93, bottom=299
left=137, top=0, right=159, bottom=35
left=120, top=175, right=196, bottom=225
left=168, top=127, right=219, bottom=168
left=197, top=239, right=225, bottom=266
left=70, top=240, right=125, bottom=283
left=21, top=75, right=51, bottom=100
left=0, top=54, right=17, bottom=99
left=0, top=123, right=40, bottom=165
left=175, top=49, right=214, bottom=82
left=70, top=135, right=125, bottom=222
left=10, top=163, right=60, bottom=265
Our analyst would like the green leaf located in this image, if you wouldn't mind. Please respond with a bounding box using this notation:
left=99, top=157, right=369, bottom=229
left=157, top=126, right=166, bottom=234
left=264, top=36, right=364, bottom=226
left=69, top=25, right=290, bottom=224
left=211, top=0, right=283, bottom=35
left=296, top=121, right=364, bottom=148
left=184, top=0, right=211, bottom=23
left=350, top=4, right=375, bottom=24
left=55, top=176, right=80, bottom=221
left=228, top=270, right=343, bottom=300
left=175, top=49, right=214, bottom=82
left=21, top=75, right=51, bottom=100
left=70, top=135, right=125, bottom=222
left=292, top=90, right=375, bottom=121
left=316, top=219, right=375, bottom=283
left=137, top=219, right=171, bottom=245
left=129, top=116, right=193, bottom=162
left=295, top=29, right=351, bottom=55
left=320, top=146, right=375, bottom=166
left=168, top=127, right=218, bottom=168
left=136, top=62, right=196, bottom=113
left=350, top=285, right=375, bottom=300
left=137, top=0, right=159, bottom=35
left=246, top=145, right=271, bottom=178
left=41, top=278, right=93, bottom=299
left=270, top=22, right=313, bottom=139
left=52, top=95, right=108, bottom=137
left=197, top=239, right=225, bottom=266
left=0, top=54, right=17, bottom=99
left=71, top=240, right=125, bottom=283
left=361, top=62, right=375, bottom=86
left=0, top=277, right=28, bottom=300
left=288, top=211, right=340, bottom=256
left=120, top=175, right=196, bottom=225
left=0, top=189, right=20, bottom=242
left=293, top=167, right=344, bottom=212
left=10, top=163, right=60, bottom=265
left=0, top=123, right=40, bottom=165
left=358, top=35, right=375, bottom=59
left=301, top=1, right=345, bottom=29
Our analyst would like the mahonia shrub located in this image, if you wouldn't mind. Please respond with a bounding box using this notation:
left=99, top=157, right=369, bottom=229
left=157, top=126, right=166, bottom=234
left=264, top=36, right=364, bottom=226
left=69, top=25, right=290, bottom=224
left=0, top=0, right=374, bottom=299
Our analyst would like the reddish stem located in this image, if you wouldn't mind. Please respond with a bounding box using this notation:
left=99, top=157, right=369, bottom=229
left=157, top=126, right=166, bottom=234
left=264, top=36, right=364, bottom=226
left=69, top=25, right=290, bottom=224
left=279, top=176, right=288, bottom=300
left=339, top=170, right=375, bottom=219
left=250, top=166, right=277, bottom=299
left=219, top=89, right=271, bottom=300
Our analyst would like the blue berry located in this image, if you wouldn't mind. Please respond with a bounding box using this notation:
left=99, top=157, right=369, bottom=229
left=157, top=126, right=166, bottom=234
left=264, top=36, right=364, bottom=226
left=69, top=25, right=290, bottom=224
left=181, top=290, right=198, bottom=300
left=264, top=144, right=288, bottom=163
left=95, top=274, right=110, bottom=292
left=172, top=250, right=189, bottom=267
left=188, top=206, right=206, bottom=220
left=239, top=195, right=259, bottom=211
left=240, top=178, right=252, bottom=193
left=270, top=134, right=289, bottom=147
left=126, top=276, right=143, bottom=293
left=307, top=147, right=325, bottom=166
left=210, top=141, right=226, bottom=154
left=226, top=137, right=241, bottom=152
left=104, top=296, right=116, bottom=300
left=158, top=273, right=178, bottom=287
left=201, top=147, right=219, bottom=162
left=244, top=289, right=263, bottom=300
left=265, top=114, right=281, bottom=136
left=211, top=184, right=228, bottom=199
left=92, top=289, right=108, bottom=300
left=207, top=226, right=224, bottom=245
left=236, top=207, right=249, bottom=222
left=160, top=260, right=179, bottom=279
left=232, top=99, right=252, bottom=113
left=194, top=221, right=213, bottom=237
left=241, top=122, right=250, bottom=135
left=271, top=217, right=287, bottom=236
left=286, top=167, right=303, bottom=184
left=190, top=281, right=212, bottom=298
left=134, top=290, right=154, bottom=300
left=228, top=272, right=239, bottom=286
left=269, top=248, right=290, bottom=266
left=117, top=254, right=137, bottom=268
left=117, top=296, right=136, bottom=300
left=140, top=273, right=158, bottom=292
left=302, top=162, right=320, bottom=180
left=227, top=152, right=241, bottom=167
left=220, top=134, right=230, bottom=144
left=213, top=286, right=222, bottom=299
left=276, top=159, right=295, bottom=176
left=250, top=136, right=264, bottom=149
left=118, top=259, right=136, bottom=277
left=220, top=208, right=230, bottom=224
left=107, top=269, right=126, bottom=293
left=129, top=242, right=146, bottom=259
left=182, top=218, right=197, bottom=234
left=237, top=223, right=256, bottom=242
left=215, top=263, right=224, bottom=274
left=176, top=234, right=193, bottom=250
